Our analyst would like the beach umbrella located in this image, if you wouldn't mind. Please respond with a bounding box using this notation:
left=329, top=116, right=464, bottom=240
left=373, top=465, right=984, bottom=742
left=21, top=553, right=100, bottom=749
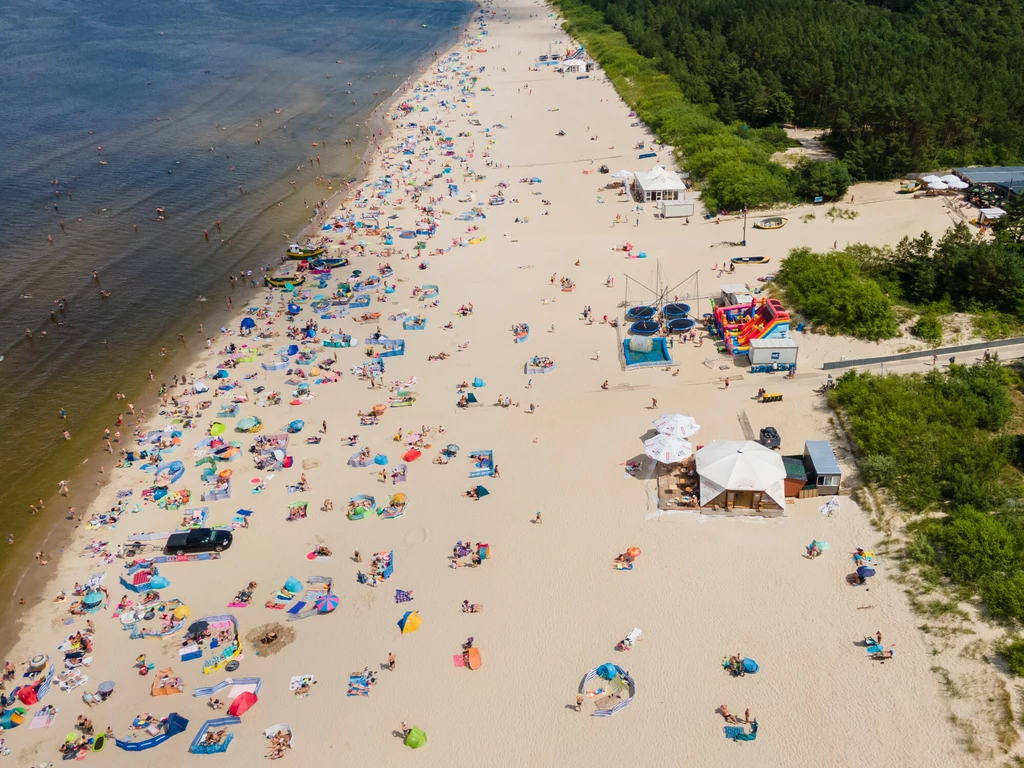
left=374, top=454, right=389, bottom=466
left=287, top=303, right=301, bottom=315
left=948, top=179, right=969, bottom=190
left=644, top=434, right=693, bottom=464
left=97, top=681, right=115, bottom=695
left=446, top=443, right=459, bottom=453
left=654, top=414, right=701, bottom=438
left=921, top=174, right=942, bottom=184
left=398, top=611, right=422, bottom=634
left=213, top=370, right=229, bottom=379
left=857, top=565, right=876, bottom=579
left=288, top=420, right=305, bottom=433
left=611, top=169, right=634, bottom=179
left=187, top=620, right=209, bottom=636
left=315, top=594, right=339, bottom=614
left=404, top=727, right=427, bottom=749
left=474, top=485, right=490, bottom=498
left=928, top=181, right=949, bottom=190
left=82, top=592, right=104, bottom=607
left=240, top=317, right=256, bottom=330
left=940, top=174, right=960, bottom=184
left=237, top=416, right=258, bottom=431
left=173, top=605, right=190, bottom=620
left=209, top=422, right=226, bottom=437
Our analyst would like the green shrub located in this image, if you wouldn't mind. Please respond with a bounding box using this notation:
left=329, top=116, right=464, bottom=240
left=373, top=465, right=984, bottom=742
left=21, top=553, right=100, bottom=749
left=911, top=312, right=943, bottom=344
left=776, top=248, right=899, bottom=340
left=1001, top=639, right=1024, bottom=676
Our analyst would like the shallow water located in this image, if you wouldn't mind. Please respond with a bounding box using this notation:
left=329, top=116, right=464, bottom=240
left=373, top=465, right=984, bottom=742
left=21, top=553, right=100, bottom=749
left=0, top=0, right=471, bottom=572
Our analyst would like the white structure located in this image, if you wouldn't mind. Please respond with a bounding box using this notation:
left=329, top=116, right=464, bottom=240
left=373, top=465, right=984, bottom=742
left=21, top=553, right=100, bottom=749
left=696, top=440, right=786, bottom=510
left=659, top=199, right=694, bottom=218
left=632, top=165, right=686, bottom=203
left=747, top=337, right=799, bottom=366
left=562, top=60, right=586, bottom=73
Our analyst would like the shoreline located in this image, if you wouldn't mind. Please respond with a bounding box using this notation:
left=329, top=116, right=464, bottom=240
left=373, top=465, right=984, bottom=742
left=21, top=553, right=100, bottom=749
left=0, top=23, right=474, bottom=653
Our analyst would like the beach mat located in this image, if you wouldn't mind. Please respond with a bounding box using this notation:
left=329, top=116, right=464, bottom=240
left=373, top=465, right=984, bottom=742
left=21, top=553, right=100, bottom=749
left=724, top=726, right=746, bottom=740
left=30, top=712, right=56, bottom=729
left=286, top=601, right=307, bottom=615
left=452, top=654, right=465, bottom=668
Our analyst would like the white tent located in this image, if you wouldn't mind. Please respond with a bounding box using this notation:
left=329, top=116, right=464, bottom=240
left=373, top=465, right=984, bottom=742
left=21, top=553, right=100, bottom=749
left=632, top=165, right=686, bottom=202
left=696, top=440, right=786, bottom=510
left=921, top=174, right=942, bottom=184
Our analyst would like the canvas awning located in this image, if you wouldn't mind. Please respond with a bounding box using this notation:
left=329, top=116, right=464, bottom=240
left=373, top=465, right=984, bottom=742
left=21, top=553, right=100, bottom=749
left=632, top=165, right=686, bottom=194
left=696, top=440, right=786, bottom=508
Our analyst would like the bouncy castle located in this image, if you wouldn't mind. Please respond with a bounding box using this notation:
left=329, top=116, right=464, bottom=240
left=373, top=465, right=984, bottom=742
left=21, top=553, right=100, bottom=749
left=713, top=298, right=790, bottom=356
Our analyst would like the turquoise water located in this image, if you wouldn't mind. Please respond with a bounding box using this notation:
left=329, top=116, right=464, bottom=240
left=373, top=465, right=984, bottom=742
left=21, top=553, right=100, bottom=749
left=0, top=0, right=472, bottom=573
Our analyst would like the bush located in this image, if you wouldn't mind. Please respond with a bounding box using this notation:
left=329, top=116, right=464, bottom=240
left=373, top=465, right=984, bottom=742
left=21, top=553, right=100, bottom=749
left=776, top=248, right=899, bottom=340
left=1000, top=639, right=1024, bottom=676
left=910, top=312, right=943, bottom=344
left=793, top=159, right=852, bottom=201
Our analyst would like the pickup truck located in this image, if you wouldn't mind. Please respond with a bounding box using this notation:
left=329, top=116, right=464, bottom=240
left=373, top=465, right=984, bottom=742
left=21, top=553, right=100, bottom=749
left=125, top=528, right=233, bottom=558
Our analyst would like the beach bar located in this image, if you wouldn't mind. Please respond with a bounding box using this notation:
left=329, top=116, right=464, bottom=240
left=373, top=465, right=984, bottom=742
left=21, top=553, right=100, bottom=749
left=631, top=165, right=686, bottom=203
left=696, top=440, right=786, bottom=515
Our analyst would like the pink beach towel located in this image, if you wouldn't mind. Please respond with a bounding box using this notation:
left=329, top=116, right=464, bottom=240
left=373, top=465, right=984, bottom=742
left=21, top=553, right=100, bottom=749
left=452, top=654, right=465, bottom=668
left=227, top=602, right=248, bottom=608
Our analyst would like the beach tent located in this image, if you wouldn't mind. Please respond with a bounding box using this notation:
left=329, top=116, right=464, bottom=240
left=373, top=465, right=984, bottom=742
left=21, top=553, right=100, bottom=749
left=398, top=611, right=422, bottom=634
left=696, top=440, right=786, bottom=511
left=404, top=727, right=427, bottom=749
left=632, top=165, right=686, bottom=202
left=227, top=691, right=257, bottom=716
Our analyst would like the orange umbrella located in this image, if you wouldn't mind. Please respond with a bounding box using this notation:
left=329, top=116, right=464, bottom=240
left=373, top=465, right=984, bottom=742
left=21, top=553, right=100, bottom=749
left=372, top=404, right=387, bottom=415
left=626, top=547, right=642, bottom=559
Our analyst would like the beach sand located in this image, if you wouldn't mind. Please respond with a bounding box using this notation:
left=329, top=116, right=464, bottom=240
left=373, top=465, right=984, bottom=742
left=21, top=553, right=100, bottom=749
left=2, top=1, right=973, bottom=765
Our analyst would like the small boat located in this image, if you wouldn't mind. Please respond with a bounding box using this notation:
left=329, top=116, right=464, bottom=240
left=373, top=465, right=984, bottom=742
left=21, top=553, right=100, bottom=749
left=752, top=217, right=787, bottom=230
left=897, top=180, right=922, bottom=194
left=265, top=274, right=305, bottom=288
left=730, top=255, right=771, bottom=265
left=286, top=243, right=326, bottom=259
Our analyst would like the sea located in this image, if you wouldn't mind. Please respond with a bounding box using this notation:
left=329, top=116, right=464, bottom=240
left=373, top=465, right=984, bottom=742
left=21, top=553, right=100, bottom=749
left=0, top=0, right=473, bottom=585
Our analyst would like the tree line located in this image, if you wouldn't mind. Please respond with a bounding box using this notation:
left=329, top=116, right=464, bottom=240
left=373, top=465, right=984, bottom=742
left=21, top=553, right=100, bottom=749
left=574, top=0, right=1024, bottom=179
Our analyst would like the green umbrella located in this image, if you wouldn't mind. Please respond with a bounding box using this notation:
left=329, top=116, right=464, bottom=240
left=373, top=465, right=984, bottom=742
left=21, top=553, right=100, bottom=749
left=404, top=727, right=427, bottom=749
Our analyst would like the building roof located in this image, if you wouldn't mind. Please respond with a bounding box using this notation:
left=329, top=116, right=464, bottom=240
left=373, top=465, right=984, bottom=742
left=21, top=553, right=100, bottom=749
left=804, top=441, right=841, bottom=476
left=748, top=337, right=800, bottom=350
left=633, top=165, right=686, bottom=193
left=953, top=166, right=1024, bottom=195
left=696, top=439, right=787, bottom=508
left=782, top=456, right=808, bottom=482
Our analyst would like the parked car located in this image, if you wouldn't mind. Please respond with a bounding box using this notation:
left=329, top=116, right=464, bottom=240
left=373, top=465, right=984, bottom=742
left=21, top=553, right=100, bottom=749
left=164, top=528, right=233, bottom=556
left=759, top=426, right=781, bottom=449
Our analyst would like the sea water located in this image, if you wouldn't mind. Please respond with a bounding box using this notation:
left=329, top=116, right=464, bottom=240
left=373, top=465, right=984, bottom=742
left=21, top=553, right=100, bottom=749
left=0, top=0, right=472, bottom=573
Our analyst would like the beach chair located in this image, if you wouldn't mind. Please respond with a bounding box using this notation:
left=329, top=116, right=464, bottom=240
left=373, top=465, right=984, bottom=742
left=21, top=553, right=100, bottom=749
left=57, top=669, right=87, bottom=692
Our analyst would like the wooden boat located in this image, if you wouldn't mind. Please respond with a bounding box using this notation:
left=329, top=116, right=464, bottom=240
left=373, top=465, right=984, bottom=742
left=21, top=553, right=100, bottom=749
left=753, top=217, right=787, bottom=230
left=286, top=243, right=326, bottom=259
left=897, top=180, right=922, bottom=194
left=730, top=255, right=771, bottom=265
left=265, top=274, right=305, bottom=288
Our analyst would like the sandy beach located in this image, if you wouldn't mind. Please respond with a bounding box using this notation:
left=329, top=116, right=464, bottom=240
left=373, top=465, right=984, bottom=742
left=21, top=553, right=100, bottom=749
left=1, top=1, right=975, bottom=765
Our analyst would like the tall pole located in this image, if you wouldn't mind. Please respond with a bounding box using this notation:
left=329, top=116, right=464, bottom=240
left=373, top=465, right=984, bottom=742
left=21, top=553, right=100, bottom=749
left=742, top=207, right=748, bottom=247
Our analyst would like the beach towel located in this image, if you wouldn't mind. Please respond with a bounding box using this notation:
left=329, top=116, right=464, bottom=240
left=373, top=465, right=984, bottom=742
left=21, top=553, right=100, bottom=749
left=866, top=644, right=883, bottom=654
left=346, top=675, right=369, bottom=696
left=286, top=601, right=307, bottom=615
left=116, top=490, right=133, bottom=499
left=395, top=590, right=413, bottom=603
left=227, top=602, right=248, bottom=608
left=30, top=711, right=56, bottom=729
left=452, top=654, right=465, bottom=668
left=724, top=726, right=746, bottom=740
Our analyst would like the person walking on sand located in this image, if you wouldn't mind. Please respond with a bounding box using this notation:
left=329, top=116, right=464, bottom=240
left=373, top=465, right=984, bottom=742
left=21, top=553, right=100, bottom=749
left=724, top=377, right=730, bottom=390
left=651, top=398, right=658, bottom=409
left=535, top=511, right=542, bottom=524
left=388, top=652, right=396, bottom=671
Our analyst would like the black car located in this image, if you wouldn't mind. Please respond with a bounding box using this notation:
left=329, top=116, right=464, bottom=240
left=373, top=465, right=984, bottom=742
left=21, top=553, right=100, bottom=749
left=759, top=426, right=781, bottom=449
left=163, top=528, right=233, bottom=556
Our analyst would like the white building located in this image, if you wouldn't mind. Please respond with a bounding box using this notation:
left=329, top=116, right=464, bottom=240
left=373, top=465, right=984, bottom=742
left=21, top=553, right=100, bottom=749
left=632, top=165, right=687, bottom=203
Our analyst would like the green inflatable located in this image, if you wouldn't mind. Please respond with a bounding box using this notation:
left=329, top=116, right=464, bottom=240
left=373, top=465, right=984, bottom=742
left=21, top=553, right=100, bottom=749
left=404, top=727, right=427, bottom=749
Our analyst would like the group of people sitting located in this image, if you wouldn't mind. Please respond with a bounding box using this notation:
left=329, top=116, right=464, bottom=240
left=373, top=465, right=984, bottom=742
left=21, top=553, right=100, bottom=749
left=267, top=728, right=292, bottom=760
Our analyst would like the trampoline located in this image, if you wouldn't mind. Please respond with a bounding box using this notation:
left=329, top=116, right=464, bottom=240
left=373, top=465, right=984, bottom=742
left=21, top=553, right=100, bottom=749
left=626, top=306, right=657, bottom=322
left=629, top=320, right=660, bottom=336
left=666, top=317, right=695, bottom=334
left=662, top=303, right=690, bottom=320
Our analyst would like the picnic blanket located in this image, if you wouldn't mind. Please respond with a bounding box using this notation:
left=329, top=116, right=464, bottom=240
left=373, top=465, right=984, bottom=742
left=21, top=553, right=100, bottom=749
left=395, top=590, right=414, bottom=603
left=347, top=675, right=370, bottom=696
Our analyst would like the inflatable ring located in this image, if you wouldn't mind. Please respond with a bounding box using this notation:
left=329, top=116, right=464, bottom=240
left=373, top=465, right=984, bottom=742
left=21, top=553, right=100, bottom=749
left=225, top=660, right=240, bottom=673
left=139, top=666, right=149, bottom=676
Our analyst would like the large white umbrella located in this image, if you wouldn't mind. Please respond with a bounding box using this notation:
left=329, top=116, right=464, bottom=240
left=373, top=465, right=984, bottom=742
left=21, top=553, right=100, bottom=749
left=654, top=414, right=701, bottom=439
left=947, top=179, right=969, bottom=190
left=611, top=170, right=634, bottom=180
left=921, top=174, right=942, bottom=184
left=695, top=440, right=787, bottom=508
left=928, top=181, right=949, bottom=190
left=939, top=174, right=960, bottom=184
left=644, top=434, right=693, bottom=464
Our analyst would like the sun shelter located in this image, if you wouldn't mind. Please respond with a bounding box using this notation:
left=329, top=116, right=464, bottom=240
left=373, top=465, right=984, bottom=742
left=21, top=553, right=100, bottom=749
left=115, top=713, right=189, bottom=752
left=404, top=727, right=427, bottom=749
left=580, top=663, right=637, bottom=717
left=631, top=165, right=686, bottom=202
left=696, top=440, right=786, bottom=513
left=398, top=611, right=421, bottom=634
left=190, top=717, right=240, bottom=754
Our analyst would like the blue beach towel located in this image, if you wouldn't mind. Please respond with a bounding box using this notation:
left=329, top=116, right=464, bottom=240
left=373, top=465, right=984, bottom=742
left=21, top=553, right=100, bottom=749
left=286, top=601, right=307, bottom=615
left=724, top=726, right=746, bottom=740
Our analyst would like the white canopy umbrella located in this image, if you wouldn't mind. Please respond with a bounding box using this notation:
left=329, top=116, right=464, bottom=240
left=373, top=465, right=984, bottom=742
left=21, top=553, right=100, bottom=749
left=611, top=170, right=634, bottom=180
left=644, top=434, right=693, bottom=464
left=921, top=174, right=942, bottom=184
left=654, top=414, right=701, bottom=439
left=939, top=174, right=960, bottom=183
left=947, top=179, right=969, bottom=190
left=696, top=440, right=787, bottom=508
left=928, top=181, right=949, bottom=190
